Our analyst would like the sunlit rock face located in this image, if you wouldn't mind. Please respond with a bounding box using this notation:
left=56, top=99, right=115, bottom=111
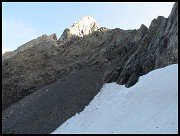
left=2, top=3, right=178, bottom=111
left=57, top=16, right=99, bottom=45
left=1, top=3, right=178, bottom=134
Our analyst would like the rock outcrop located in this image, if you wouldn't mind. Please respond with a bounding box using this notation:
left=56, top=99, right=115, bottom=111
left=2, top=3, right=178, bottom=133
left=2, top=3, right=178, bottom=110
left=57, top=16, right=98, bottom=45
left=2, top=34, right=58, bottom=60
left=104, top=3, right=178, bottom=87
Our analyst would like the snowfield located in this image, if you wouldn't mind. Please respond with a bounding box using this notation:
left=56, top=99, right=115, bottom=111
left=52, top=64, right=178, bottom=134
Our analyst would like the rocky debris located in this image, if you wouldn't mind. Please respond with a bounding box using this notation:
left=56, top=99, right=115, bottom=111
left=2, top=2, right=178, bottom=134
left=2, top=66, right=106, bottom=134
left=2, top=3, right=178, bottom=111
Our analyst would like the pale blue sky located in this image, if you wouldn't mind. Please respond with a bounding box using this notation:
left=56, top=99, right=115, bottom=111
left=2, top=2, right=174, bottom=51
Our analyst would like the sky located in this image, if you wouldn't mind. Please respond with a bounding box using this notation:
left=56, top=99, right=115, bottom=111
left=52, top=64, right=178, bottom=134
left=2, top=2, right=175, bottom=52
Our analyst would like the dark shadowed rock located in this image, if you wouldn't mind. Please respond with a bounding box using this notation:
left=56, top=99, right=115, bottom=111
left=104, top=2, right=178, bottom=88
left=2, top=3, right=178, bottom=134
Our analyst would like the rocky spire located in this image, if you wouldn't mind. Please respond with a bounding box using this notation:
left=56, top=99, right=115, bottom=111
left=57, top=16, right=99, bottom=45
left=2, top=3, right=178, bottom=128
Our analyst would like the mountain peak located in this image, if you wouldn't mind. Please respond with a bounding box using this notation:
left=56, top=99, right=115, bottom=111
left=57, top=16, right=99, bottom=45
left=70, top=16, right=99, bottom=35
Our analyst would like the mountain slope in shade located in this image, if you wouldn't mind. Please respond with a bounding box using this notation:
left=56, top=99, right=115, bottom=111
left=52, top=64, right=178, bottom=134
left=2, top=3, right=178, bottom=134
left=2, top=3, right=178, bottom=111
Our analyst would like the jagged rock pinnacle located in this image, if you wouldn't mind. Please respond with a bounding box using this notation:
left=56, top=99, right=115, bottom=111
left=2, top=3, right=178, bottom=133
left=57, top=16, right=99, bottom=45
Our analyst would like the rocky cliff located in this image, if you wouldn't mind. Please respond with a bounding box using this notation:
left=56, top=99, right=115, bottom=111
left=57, top=16, right=99, bottom=45
left=2, top=2, right=178, bottom=117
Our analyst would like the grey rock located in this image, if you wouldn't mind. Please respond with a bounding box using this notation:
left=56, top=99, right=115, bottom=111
left=104, top=2, right=178, bottom=87
left=57, top=16, right=98, bottom=45
left=2, top=3, right=178, bottom=131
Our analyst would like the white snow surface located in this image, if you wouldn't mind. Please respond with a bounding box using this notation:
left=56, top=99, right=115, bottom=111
left=52, top=64, right=178, bottom=134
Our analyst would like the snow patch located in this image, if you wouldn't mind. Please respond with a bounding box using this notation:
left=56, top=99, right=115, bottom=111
left=52, top=64, right=178, bottom=134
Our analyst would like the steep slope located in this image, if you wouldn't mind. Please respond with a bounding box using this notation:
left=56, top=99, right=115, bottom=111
left=2, top=2, right=178, bottom=134
left=2, top=66, right=106, bottom=134
left=2, top=3, right=178, bottom=111
left=52, top=64, right=178, bottom=134
left=104, top=2, right=178, bottom=87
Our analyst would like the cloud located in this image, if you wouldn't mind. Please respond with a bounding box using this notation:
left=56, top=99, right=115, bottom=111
left=2, top=18, right=41, bottom=51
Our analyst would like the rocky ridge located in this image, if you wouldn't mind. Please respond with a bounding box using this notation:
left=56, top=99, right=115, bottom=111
left=2, top=2, right=178, bottom=131
left=57, top=16, right=99, bottom=45
left=2, top=3, right=178, bottom=110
